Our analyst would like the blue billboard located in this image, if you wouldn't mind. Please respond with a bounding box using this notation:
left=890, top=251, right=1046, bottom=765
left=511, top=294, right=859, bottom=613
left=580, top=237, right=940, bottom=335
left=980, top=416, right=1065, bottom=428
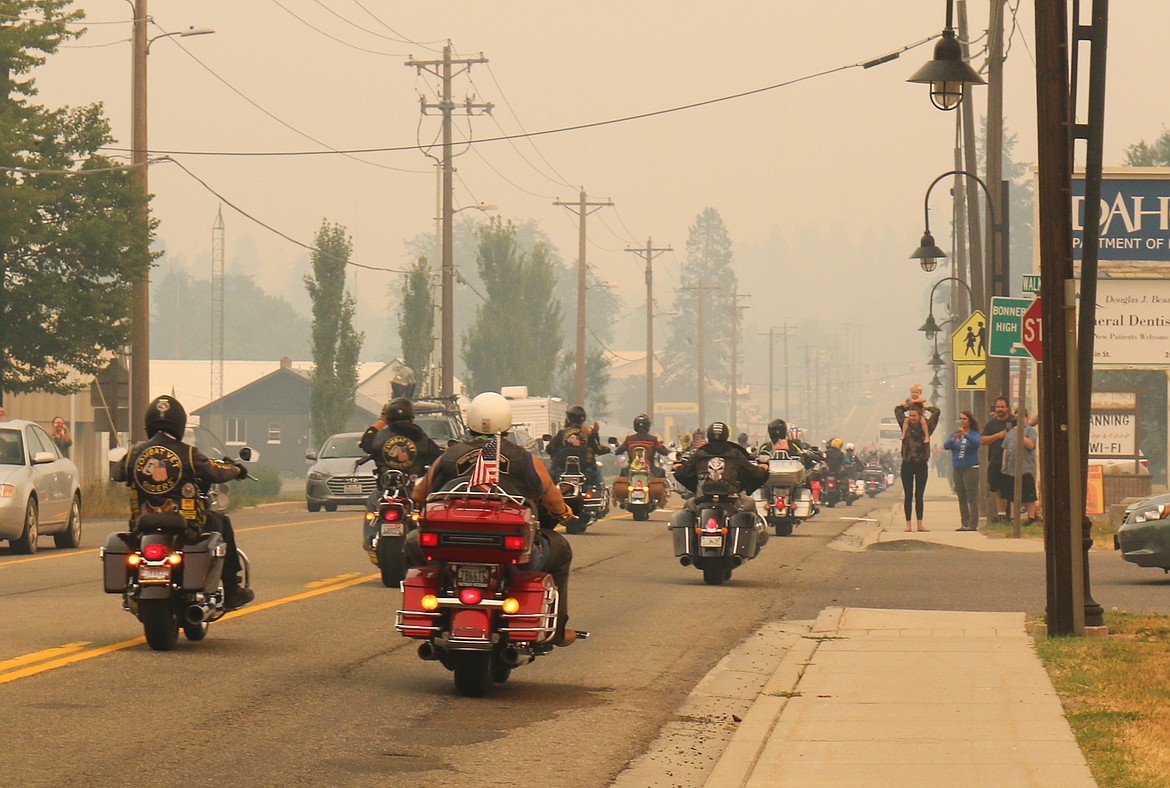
left=1073, top=176, right=1170, bottom=261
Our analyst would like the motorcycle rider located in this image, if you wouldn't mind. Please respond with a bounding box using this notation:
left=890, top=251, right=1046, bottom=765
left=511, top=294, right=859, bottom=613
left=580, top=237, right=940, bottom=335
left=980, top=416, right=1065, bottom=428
left=843, top=442, right=862, bottom=479
left=672, top=421, right=769, bottom=513
left=111, top=395, right=254, bottom=611
left=546, top=404, right=609, bottom=487
left=409, top=392, right=580, bottom=646
left=614, top=414, right=670, bottom=477
left=359, top=397, right=443, bottom=493
left=824, top=437, right=847, bottom=476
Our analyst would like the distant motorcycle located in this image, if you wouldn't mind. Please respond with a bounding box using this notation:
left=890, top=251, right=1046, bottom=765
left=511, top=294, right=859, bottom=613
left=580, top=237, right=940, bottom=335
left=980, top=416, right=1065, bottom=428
left=670, top=479, right=767, bottom=586
left=613, top=446, right=668, bottom=521
left=555, top=455, right=594, bottom=535
left=757, top=449, right=806, bottom=537
left=363, top=468, right=419, bottom=587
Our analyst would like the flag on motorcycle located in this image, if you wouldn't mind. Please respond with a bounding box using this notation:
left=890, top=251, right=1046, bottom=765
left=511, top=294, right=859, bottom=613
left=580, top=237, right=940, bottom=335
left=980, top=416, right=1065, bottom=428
left=469, top=436, right=500, bottom=489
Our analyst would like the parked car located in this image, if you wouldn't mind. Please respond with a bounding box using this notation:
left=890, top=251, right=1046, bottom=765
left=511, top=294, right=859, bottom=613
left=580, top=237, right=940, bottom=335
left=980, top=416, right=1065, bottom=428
left=1115, top=492, right=1170, bottom=571
left=0, top=419, right=82, bottom=554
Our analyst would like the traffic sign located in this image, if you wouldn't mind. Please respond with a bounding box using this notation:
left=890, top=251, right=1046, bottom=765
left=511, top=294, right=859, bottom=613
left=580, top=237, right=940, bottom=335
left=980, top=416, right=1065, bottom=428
left=955, top=362, right=987, bottom=390
left=950, top=310, right=987, bottom=363
left=989, top=297, right=1034, bottom=358
left=1022, top=298, right=1043, bottom=361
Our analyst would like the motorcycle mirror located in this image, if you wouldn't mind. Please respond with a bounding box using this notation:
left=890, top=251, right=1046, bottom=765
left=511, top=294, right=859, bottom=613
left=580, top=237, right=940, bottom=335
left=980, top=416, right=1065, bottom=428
left=542, top=434, right=552, bottom=442
left=238, top=446, right=259, bottom=463
left=108, top=446, right=128, bottom=463
left=607, top=436, right=618, bottom=445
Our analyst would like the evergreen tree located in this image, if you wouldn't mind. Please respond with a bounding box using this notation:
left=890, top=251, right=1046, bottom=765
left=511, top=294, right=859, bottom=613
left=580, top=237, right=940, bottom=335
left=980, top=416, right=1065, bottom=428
left=0, top=2, right=154, bottom=399
left=461, top=219, right=562, bottom=395
left=1124, top=127, right=1170, bottom=166
left=305, top=221, right=363, bottom=444
left=661, top=208, right=739, bottom=416
left=397, top=256, right=433, bottom=375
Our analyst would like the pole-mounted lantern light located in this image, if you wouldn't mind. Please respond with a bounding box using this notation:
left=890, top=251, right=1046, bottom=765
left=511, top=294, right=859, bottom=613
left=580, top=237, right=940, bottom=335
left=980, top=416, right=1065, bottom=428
left=907, top=1, right=985, bottom=111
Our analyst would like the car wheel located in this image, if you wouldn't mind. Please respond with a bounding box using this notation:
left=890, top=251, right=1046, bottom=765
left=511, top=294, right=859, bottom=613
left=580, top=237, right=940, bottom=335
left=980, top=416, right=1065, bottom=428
left=324, top=503, right=338, bottom=512
left=54, top=495, right=82, bottom=549
left=307, top=502, right=322, bottom=513
left=12, top=498, right=39, bottom=554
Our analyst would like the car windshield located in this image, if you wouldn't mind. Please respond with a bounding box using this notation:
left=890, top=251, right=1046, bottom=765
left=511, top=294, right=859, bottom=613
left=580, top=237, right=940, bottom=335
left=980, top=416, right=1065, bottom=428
left=0, top=429, right=24, bottom=465
left=320, top=435, right=363, bottom=459
left=416, top=414, right=458, bottom=442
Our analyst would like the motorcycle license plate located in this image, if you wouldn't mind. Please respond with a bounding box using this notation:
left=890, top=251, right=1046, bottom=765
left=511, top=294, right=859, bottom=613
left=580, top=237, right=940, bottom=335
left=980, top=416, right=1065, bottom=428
left=138, top=565, right=171, bottom=584
left=456, top=564, right=492, bottom=588
left=380, top=522, right=405, bottom=537
left=344, top=483, right=362, bottom=495
left=630, top=491, right=647, bottom=503
left=699, top=535, right=723, bottom=548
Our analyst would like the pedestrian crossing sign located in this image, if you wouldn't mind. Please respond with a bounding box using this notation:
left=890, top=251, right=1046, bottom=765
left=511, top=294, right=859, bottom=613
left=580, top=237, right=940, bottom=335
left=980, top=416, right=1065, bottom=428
left=951, top=310, right=987, bottom=363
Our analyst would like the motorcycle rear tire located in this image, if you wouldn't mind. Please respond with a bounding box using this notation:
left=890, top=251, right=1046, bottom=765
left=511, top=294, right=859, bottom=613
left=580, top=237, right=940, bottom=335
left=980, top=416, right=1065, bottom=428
left=141, top=599, right=180, bottom=651
left=629, top=504, right=649, bottom=522
left=773, top=518, right=794, bottom=537
left=377, top=536, right=407, bottom=587
left=702, top=562, right=729, bottom=586
left=452, top=652, right=492, bottom=697
left=867, top=491, right=877, bottom=498
left=846, top=497, right=855, bottom=507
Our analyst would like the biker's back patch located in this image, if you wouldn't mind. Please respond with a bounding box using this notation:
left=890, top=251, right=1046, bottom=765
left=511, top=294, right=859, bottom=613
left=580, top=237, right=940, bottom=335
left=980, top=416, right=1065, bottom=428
left=133, top=445, right=183, bottom=496
left=562, top=427, right=585, bottom=448
left=381, top=435, right=418, bottom=470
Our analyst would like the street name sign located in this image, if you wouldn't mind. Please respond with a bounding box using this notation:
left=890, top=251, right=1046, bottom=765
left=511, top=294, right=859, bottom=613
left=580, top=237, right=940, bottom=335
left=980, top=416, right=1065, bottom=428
left=989, top=297, right=1034, bottom=358
left=1022, top=274, right=1041, bottom=294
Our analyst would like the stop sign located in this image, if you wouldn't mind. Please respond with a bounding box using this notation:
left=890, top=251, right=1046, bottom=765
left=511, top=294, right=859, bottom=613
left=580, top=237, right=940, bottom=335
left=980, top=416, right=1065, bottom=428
left=1022, top=298, right=1043, bottom=361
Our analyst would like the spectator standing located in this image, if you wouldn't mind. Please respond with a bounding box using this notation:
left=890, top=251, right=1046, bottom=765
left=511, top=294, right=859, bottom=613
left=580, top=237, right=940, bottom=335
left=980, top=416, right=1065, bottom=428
left=50, top=416, right=73, bottom=458
left=1001, top=414, right=1040, bottom=523
left=980, top=396, right=1016, bottom=522
left=0, top=406, right=7, bottom=420
left=944, top=411, right=982, bottom=531
left=894, top=399, right=941, bottom=532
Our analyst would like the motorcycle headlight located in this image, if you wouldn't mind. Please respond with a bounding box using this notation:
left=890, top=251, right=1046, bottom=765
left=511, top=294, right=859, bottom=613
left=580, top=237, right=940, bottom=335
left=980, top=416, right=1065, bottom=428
left=308, top=470, right=330, bottom=481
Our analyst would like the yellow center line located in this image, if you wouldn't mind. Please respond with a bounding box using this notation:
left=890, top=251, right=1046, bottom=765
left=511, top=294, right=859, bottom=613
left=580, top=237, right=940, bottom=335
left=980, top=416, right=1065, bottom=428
left=0, top=572, right=380, bottom=686
left=0, top=642, right=90, bottom=672
left=304, top=572, right=360, bottom=589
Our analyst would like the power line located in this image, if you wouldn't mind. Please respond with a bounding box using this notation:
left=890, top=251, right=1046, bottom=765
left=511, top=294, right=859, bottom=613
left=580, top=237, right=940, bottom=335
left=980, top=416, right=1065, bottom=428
left=349, top=0, right=445, bottom=52
left=269, top=0, right=407, bottom=56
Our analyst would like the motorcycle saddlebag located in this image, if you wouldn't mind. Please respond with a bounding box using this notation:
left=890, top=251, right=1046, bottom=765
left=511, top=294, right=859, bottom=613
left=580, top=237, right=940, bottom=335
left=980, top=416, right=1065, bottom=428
left=501, top=571, right=555, bottom=643
left=793, top=487, right=814, bottom=518
left=612, top=478, right=629, bottom=499
left=668, top=510, right=695, bottom=557
left=399, top=567, right=441, bottom=638
left=101, top=532, right=136, bottom=594
left=181, top=532, right=226, bottom=592
left=730, top=512, right=759, bottom=560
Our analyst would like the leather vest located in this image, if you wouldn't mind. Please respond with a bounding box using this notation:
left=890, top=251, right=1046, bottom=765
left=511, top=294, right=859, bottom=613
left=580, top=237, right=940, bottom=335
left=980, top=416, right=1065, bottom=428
left=368, top=422, right=436, bottom=477
left=432, top=438, right=542, bottom=501
left=126, top=434, right=204, bottom=527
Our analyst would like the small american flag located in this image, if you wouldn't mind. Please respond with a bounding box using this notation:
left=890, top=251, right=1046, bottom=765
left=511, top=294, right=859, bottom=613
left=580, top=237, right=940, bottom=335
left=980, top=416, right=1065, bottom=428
left=468, top=436, right=500, bottom=489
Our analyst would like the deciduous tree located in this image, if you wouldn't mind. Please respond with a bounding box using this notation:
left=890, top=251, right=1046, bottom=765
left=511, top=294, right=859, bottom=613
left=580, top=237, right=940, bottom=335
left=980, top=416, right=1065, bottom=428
left=397, top=256, right=433, bottom=381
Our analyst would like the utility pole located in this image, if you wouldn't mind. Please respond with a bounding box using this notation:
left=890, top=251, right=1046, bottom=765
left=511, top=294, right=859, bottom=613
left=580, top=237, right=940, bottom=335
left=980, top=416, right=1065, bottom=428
left=555, top=190, right=613, bottom=406
left=983, top=0, right=1009, bottom=412
left=211, top=206, right=225, bottom=434
left=625, top=238, right=671, bottom=418
left=729, top=287, right=750, bottom=433
left=682, top=283, right=719, bottom=427
left=130, top=0, right=149, bottom=439
left=761, top=324, right=793, bottom=418
left=406, top=45, right=491, bottom=398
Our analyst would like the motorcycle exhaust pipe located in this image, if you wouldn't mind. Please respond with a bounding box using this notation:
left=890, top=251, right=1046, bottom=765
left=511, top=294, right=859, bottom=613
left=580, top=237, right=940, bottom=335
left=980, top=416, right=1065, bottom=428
left=500, top=645, right=524, bottom=667
left=417, top=642, right=440, bottom=661
left=185, top=604, right=210, bottom=625
left=732, top=556, right=744, bottom=567
left=679, top=555, right=692, bottom=567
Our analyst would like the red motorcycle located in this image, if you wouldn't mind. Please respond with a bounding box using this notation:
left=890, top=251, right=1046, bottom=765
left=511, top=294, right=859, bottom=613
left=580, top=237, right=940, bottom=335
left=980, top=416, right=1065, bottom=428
left=395, top=482, right=584, bottom=697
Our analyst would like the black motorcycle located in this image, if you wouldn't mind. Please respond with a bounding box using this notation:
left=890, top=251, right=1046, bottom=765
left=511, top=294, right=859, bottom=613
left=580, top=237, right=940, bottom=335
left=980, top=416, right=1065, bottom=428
left=363, top=468, right=419, bottom=587
left=101, top=447, right=256, bottom=651
left=669, top=480, right=766, bottom=585
left=556, top=456, right=593, bottom=535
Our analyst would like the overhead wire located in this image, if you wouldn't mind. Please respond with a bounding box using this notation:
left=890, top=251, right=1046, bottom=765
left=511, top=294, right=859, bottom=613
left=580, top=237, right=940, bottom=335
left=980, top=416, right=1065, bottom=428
left=59, top=37, right=130, bottom=48
left=269, top=0, right=406, bottom=57
left=480, top=65, right=576, bottom=189
left=349, top=0, right=445, bottom=52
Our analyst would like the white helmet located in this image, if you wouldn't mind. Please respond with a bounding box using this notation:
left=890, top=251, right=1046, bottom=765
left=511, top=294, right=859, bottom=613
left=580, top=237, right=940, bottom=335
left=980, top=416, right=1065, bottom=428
left=467, top=392, right=512, bottom=434
left=845, top=443, right=855, bottom=452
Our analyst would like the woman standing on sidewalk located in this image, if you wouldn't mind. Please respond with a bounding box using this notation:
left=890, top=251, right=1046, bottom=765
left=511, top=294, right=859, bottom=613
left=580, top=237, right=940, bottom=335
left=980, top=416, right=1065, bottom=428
left=943, top=411, right=981, bottom=531
left=894, top=400, right=941, bottom=532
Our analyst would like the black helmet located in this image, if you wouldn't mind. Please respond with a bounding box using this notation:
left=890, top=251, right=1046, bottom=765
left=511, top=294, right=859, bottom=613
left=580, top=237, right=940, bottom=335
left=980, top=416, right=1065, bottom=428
left=767, top=419, right=788, bottom=442
left=633, top=414, right=651, bottom=433
left=706, top=421, right=730, bottom=443
left=383, top=397, right=414, bottom=422
left=566, top=405, right=586, bottom=424
left=145, top=395, right=187, bottom=438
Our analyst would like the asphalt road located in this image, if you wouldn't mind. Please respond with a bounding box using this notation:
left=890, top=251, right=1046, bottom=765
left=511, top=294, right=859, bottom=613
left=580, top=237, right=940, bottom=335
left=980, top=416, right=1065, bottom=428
left=3, top=492, right=1161, bottom=787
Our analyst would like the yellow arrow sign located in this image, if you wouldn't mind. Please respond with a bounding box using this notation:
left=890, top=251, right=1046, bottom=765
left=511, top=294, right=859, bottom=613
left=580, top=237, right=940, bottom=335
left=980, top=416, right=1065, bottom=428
left=955, top=362, right=987, bottom=390
left=951, top=310, right=988, bottom=363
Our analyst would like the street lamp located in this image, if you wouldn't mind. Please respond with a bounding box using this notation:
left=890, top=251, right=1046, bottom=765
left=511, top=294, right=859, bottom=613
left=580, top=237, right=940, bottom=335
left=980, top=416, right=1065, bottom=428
left=906, top=0, right=985, bottom=111
left=911, top=170, right=1000, bottom=275
left=130, top=4, right=214, bottom=439
left=918, top=276, right=972, bottom=340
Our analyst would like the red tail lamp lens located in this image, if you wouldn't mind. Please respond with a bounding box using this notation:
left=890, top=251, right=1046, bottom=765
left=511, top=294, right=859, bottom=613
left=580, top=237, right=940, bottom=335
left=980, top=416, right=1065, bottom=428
left=504, top=535, right=525, bottom=550
left=142, top=544, right=167, bottom=561
left=634, top=481, right=644, bottom=489
left=459, top=588, right=483, bottom=605
left=420, top=531, right=439, bottom=547
left=705, top=518, right=719, bottom=531
left=383, top=508, right=401, bottom=522
left=776, top=496, right=786, bottom=508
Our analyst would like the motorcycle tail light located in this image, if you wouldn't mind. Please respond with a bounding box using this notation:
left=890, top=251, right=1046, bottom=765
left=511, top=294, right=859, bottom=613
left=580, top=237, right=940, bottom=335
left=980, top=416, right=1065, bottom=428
left=383, top=508, right=401, bottom=522
left=420, top=531, right=439, bottom=547
left=502, top=597, right=520, bottom=614
left=421, top=594, right=439, bottom=611
left=634, top=481, right=644, bottom=489
left=775, top=495, right=785, bottom=508
left=504, top=535, right=525, bottom=550
left=827, top=481, right=835, bottom=488
left=704, top=517, right=719, bottom=531
left=459, top=588, right=483, bottom=605
left=142, top=544, right=167, bottom=561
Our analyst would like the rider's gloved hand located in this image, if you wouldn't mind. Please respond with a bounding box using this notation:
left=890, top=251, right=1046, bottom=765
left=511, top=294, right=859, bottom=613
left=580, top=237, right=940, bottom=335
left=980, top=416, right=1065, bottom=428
left=235, top=462, right=249, bottom=480
left=555, top=507, right=574, bottom=524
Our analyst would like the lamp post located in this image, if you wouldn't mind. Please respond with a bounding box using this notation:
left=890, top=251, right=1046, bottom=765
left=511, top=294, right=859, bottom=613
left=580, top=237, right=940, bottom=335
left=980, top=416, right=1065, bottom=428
left=906, top=0, right=985, bottom=111
left=129, top=3, right=214, bottom=439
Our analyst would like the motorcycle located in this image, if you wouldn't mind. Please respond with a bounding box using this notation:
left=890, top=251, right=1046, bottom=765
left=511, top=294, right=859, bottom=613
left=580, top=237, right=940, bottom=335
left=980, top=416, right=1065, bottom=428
left=580, top=460, right=611, bottom=521
left=395, top=482, right=586, bottom=697
left=669, top=479, right=767, bottom=586
left=822, top=473, right=843, bottom=508
left=555, top=455, right=593, bottom=535
left=100, top=447, right=257, bottom=652
left=757, top=449, right=806, bottom=537
left=613, top=446, right=668, bottom=521
left=864, top=463, right=887, bottom=497
left=363, top=468, right=420, bottom=587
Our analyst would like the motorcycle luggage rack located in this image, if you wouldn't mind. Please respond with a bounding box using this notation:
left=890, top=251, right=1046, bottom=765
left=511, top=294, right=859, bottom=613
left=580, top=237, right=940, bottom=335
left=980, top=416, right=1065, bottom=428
left=426, top=482, right=528, bottom=508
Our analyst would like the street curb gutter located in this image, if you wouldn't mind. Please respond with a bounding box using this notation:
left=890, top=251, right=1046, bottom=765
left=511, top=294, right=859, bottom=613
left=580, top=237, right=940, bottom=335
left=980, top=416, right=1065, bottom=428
left=703, top=608, right=844, bottom=787
left=827, top=504, right=893, bottom=553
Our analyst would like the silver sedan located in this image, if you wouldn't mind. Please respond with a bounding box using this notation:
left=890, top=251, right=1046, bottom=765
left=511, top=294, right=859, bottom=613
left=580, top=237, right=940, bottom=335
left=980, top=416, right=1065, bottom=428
left=0, top=419, right=82, bottom=554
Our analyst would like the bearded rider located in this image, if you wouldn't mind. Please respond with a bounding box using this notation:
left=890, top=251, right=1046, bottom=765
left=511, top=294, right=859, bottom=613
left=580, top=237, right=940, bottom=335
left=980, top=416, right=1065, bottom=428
left=547, top=405, right=609, bottom=486
left=111, top=395, right=254, bottom=611
left=614, top=413, right=670, bottom=477
left=408, top=392, right=580, bottom=647
left=672, top=421, right=769, bottom=513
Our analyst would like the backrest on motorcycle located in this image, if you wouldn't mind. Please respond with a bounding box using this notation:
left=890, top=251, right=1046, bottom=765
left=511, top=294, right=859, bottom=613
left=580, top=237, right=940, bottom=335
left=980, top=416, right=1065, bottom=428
left=697, top=479, right=735, bottom=500
left=135, top=512, right=190, bottom=535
